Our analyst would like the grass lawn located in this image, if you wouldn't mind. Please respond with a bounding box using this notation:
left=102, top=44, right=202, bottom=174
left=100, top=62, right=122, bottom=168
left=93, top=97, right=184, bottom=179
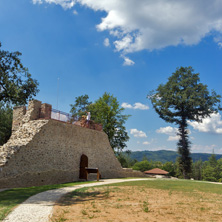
left=51, top=179, right=222, bottom=222
left=1, top=179, right=222, bottom=222
left=0, top=181, right=96, bottom=221
left=107, top=179, right=222, bottom=194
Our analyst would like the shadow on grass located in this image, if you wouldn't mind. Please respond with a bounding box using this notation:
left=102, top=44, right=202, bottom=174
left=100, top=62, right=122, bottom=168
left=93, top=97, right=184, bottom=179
left=0, top=181, right=96, bottom=221
left=55, top=187, right=111, bottom=207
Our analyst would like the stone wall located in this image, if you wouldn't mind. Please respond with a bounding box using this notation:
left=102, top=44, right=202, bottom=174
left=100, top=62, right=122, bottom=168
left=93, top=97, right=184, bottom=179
left=0, top=100, right=145, bottom=188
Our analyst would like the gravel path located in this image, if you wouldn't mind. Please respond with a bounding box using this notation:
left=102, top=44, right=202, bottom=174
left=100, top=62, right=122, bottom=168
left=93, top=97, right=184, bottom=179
left=3, top=178, right=150, bottom=222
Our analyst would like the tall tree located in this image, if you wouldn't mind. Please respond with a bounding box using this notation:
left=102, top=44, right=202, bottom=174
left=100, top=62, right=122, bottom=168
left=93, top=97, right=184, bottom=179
left=0, top=102, right=12, bottom=145
left=0, top=42, right=39, bottom=145
left=148, top=66, right=221, bottom=178
left=70, top=93, right=130, bottom=152
left=88, top=92, right=130, bottom=152
left=70, top=94, right=91, bottom=120
left=0, top=42, right=39, bottom=105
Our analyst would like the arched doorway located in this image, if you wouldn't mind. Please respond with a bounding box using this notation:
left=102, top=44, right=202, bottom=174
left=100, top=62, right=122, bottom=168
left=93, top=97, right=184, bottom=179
left=79, top=154, right=88, bottom=179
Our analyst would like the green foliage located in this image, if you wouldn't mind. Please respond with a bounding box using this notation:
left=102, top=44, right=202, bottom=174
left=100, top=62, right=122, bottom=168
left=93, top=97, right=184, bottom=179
left=162, top=161, right=176, bottom=177
left=70, top=94, right=91, bottom=120
left=132, top=160, right=152, bottom=172
left=130, top=153, right=222, bottom=181
left=0, top=42, right=39, bottom=105
left=192, top=160, right=203, bottom=180
left=202, top=165, right=217, bottom=182
left=209, top=153, right=217, bottom=167
left=70, top=92, right=130, bottom=152
left=116, top=150, right=137, bottom=168
left=88, top=92, right=130, bottom=152
left=148, top=66, right=221, bottom=178
left=191, top=154, right=222, bottom=182
left=0, top=103, right=12, bottom=145
left=131, top=159, right=176, bottom=176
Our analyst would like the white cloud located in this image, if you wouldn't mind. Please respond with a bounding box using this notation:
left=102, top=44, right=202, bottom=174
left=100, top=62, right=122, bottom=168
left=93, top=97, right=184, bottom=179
left=73, top=9, right=78, bottom=15
left=130, top=129, right=147, bottom=138
left=214, top=36, right=222, bottom=49
left=168, top=135, right=180, bottom=141
left=121, top=102, right=149, bottom=110
left=122, top=56, right=135, bottom=66
left=143, top=141, right=150, bottom=145
left=156, top=126, right=178, bottom=135
left=33, top=0, right=222, bottom=62
left=191, top=144, right=217, bottom=154
left=156, top=126, right=191, bottom=141
left=156, top=126, right=179, bottom=141
left=121, top=102, right=133, bottom=109
left=133, top=103, right=149, bottom=110
left=103, top=38, right=110, bottom=47
left=33, top=0, right=43, bottom=4
left=189, top=112, right=222, bottom=134
left=33, top=0, right=75, bottom=9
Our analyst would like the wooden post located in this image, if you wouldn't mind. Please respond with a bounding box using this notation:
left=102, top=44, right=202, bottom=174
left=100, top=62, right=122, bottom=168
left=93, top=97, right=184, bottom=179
left=97, top=171, right=99, bottom=181
left=86, top=171, right=88, bottom=181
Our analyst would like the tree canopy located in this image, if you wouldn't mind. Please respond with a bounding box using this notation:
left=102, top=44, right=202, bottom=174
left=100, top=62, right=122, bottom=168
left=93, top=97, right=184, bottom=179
left=0, top=102, right=12, bottom=145
left=148, top=66, right=221, bottom=178
left=0, top=42, right=39, bottom=105
left=0, top=42, right=39, bottom=145
left=70, top=94, right=91, bottom=120
left=70, top=92, right=130, bottom=152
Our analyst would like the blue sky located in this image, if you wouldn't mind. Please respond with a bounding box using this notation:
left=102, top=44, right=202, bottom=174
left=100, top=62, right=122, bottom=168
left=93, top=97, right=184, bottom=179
left=1, top=0, right=222, bottom=154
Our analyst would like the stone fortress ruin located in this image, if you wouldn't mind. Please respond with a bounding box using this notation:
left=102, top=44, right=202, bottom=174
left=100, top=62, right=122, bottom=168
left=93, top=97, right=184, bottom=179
left=0, top=100, right=144, bottom=188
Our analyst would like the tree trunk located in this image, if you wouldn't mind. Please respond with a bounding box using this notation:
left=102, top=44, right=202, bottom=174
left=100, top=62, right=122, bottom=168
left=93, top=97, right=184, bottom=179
left=177, top=117, right=192, bottom=179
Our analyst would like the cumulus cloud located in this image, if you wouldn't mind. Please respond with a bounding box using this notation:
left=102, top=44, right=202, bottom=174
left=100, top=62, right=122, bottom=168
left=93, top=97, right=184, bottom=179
left=34, top=1, right=222, bottom=49
left=122, top=56, right=135, bottom=66
left=33, top=0, right=222, bottom=63
left=157, top=126, right=192, bottom=141
left=121, top=102, right=149, bottom=110
left=121, top=102, right=133, bottom=109
left=143, top=141, right=150, bottom=145
left=33, top=0, right=75, bottom=9
left=167, top=135, right=180, bottom=141
left=103, top=38, right=110, bottom=47
left=156, top=126, right=179, bottom=141
left=189, top=113, right=222, bottom=134
left=130, top=129, right=147, bottom=138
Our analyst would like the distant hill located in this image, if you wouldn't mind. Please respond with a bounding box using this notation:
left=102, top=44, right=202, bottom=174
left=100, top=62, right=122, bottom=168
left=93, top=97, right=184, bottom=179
left=127, top=150, right=222, bottom=163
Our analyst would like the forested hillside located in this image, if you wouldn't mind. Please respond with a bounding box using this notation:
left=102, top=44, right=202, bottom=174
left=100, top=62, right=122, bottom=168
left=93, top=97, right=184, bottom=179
left=128, top=150, right=222, bottom=163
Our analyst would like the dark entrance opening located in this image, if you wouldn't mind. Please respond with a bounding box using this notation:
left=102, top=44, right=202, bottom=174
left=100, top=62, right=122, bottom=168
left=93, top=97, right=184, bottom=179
left=79, top=154, right=88, bottom=179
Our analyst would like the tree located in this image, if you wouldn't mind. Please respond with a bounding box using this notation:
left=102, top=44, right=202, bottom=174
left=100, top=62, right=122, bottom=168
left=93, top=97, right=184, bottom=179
left=0, top=102, right=12, bottom=145
left=132, top=160, right=152, bottom=172
left=162, top=161, right=176, bottom=177
left=70, top=94, right=91, bottom=120
left=116, top=150, right=137, bottom=168
left=148, top=66, right=221, bottom=178
left=70, top=92, right=130, bottom=152
left=192, top=159, right=203, bottom=180
left=0, top=42, right=39, bottom=105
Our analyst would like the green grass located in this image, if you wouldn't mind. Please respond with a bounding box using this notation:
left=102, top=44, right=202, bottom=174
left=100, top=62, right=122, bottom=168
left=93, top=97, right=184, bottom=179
left=105, top=179, right=222, bottom=195
left=0, top=181, right=96, bottom=221
left=1, top=179, right=222, bottom=221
